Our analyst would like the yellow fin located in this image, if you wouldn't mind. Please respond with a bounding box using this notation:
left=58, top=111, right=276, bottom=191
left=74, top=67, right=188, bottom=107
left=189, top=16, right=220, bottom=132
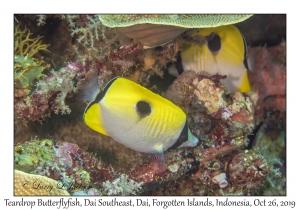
left=237, top=70, right=251, bottom=92
left=84, top=103, right=109, bottom=136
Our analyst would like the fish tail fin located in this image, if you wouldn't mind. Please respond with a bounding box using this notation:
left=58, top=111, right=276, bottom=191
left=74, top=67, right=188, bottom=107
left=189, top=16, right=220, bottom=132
left=178, top=128, right=199, bottom=148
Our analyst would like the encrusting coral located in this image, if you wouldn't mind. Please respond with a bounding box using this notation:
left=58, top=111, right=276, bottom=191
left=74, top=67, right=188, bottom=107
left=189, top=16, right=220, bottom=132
left=14, top=170, right=70, bottom=196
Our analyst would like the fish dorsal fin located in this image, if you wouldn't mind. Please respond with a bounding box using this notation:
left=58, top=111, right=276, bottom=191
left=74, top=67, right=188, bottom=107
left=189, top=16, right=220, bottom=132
left=241, top=31, right=249, bottom=70
left=84, top=77, right=119, bottom=113
left=83, top=102, right=109, bottom=136
left=94, top=77, right=119, bottom=103
left=83, top=77, right=119, bottom=136
left=76, top=70, right=101, bottom=102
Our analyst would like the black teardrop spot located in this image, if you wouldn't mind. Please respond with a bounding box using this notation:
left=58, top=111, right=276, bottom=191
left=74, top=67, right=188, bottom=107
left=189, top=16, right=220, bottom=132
left=207, top=34, right=221, bottom=53
left=136, top=101, right=151, bottom=117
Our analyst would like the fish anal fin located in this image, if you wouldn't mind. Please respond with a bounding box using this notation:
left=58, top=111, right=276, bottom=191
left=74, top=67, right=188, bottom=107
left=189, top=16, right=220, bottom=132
left=84, top=103, right=109, bottom=136
left=238, top=70, right=251, bottom=92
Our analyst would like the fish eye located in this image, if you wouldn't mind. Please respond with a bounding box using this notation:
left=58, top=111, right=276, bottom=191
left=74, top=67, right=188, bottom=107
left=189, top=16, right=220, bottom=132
left=136, top=100, right=151, bottom=117
left=207, top=34, right=221, bottom=53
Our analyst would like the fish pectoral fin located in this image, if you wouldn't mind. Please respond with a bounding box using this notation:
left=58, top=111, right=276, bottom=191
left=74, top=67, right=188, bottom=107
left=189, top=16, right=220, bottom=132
left=150, top=147, right=166, bottom=173
left=84, top=103, right=109, bottom=136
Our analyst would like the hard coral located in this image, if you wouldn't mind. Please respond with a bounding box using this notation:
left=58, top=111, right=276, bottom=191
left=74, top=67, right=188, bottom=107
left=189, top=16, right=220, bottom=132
left=14, top=24, right=50, bottom=58
left=99, top=14, right=252, bottom=48
left=14, top=25, right=50, bottom=88
left=99, top=14, right=253, bottom=28
left=14, top=170, right=70, bottom=196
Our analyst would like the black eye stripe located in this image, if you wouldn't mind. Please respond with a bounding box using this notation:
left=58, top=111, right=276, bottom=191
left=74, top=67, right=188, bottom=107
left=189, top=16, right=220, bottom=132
left=207, top=33, right=221, bottom=53
left=136, top=101, right=151, bottom=117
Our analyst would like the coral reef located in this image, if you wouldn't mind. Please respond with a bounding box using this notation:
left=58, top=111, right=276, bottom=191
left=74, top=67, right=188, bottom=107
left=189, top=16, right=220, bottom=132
left=13, top=14, right=286, bottom=196
left=14, top=15, right=180, bottom=128
left=14, top=139, right=144, bottom=195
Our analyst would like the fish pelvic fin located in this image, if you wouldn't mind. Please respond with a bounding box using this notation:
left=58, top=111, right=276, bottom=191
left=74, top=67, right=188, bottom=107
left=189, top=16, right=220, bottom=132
left=84, top=102, right=109, bottom=136
left=150, top=145, right=166, bottom=173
